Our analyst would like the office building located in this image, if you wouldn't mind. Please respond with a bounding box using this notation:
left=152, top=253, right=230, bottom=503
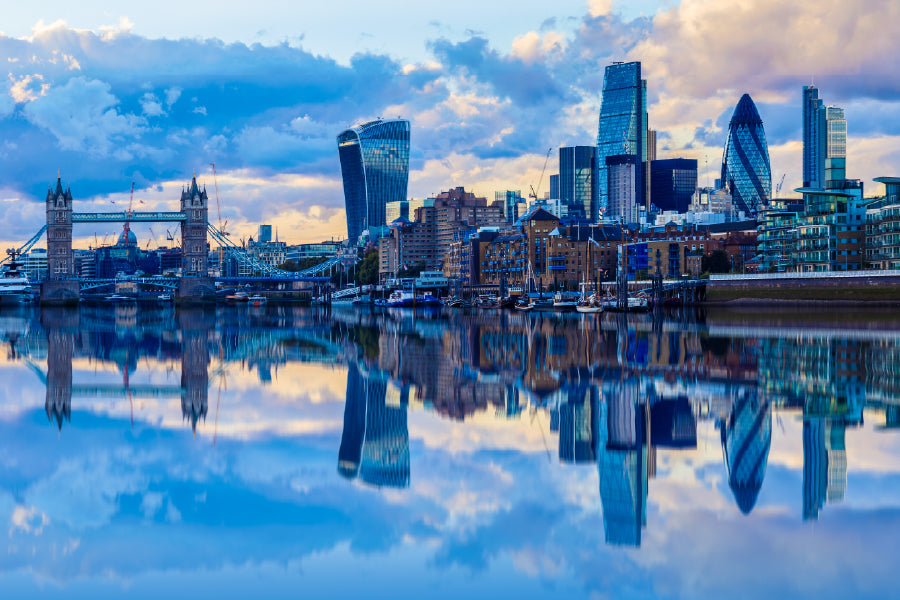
left=258, top=224, right=272, bottom=243
left=549, top=174, right=560, bottom=201
left=721, top=94, right=771, bottom=217
left=650, top=158, right=697, bottom=213
left=559, top=146, right=599, bottom=221
left=337, top=119, right=410, bottom=244
left=597, top=61, right=647, bottom=221
left=495, top=190, right=524, bottom=223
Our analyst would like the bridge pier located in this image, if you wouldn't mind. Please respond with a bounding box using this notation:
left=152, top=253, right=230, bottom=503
left=177, top=277, right=216, bottom=303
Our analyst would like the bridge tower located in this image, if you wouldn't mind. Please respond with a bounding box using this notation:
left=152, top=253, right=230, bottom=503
left=42, top=175, right=80, bottom=304
left=178, top=174, right=214, bottom=301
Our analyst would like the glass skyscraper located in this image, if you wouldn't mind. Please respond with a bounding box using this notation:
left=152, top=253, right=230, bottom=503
left=721, top=94, right=771, bottom=216
left=803, top=85, right=826, bottom=188
left=337, top=119, right=410, bottom=243
left=803, top=86, right=847, bottom=189
left=597, top=61, right=647, bottom=221
left=650, top=158, right=697, bottom=213
left=558, top=146, right=598, bottom=221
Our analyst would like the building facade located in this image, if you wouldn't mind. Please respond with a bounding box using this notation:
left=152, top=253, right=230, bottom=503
left=337, top=119, right=410, bottom=244
left=865, top=177, right=900, bottom=270
left=597, top=61, right=647, bottom=221
left=721, top=94, right=771, bottom=217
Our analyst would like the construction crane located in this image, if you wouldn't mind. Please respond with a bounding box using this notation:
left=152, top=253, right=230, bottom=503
left=775, top=173, right=786, bottom=196
left=210, top=162, right=229, bottom=276
left=146, top=227, right=156, bottom=250
left=529, top=147, right=552, bottom=202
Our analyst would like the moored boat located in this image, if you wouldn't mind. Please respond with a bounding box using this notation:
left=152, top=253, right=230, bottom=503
left=386, top=290, right=415, bottom=308
left=0, top=251, right=32, bottom=306
left=248, top=294, right=267, bottom=306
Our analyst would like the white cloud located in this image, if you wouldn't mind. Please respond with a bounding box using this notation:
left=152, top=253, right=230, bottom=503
left=22, top=76, right=146, bottom=155
left=8, top=73, right=49, bottom=102
left=588, top=0, right=615, bottom=17
left=164, top=86, right=181, bottom=107
left=510, top=31, right=566, bottom=65
left=141, top=92, right=165, bottom=117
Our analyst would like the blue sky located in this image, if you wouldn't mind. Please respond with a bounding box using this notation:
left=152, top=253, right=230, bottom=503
left=1, top=0, right=899, bottom=247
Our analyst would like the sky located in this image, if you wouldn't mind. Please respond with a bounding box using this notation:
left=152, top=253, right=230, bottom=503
left=1, top=0, right=899, bottom=248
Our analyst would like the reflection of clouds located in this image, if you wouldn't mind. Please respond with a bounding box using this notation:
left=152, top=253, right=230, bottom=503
left=26, top=451, right=149, bottom=530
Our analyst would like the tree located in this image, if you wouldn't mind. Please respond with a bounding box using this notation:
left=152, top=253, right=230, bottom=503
left=354, top=249, right=379, bottom=285
left=702, top=250, right=732, bottom=274
left=277, top=256, right=330, bottom=272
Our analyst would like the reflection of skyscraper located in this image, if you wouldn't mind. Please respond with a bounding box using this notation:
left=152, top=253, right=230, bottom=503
left=598, top=388, right=647, bottom=546
left=721, top=94, right=771, bottom=216
left=339, top=365, right=410, bottom=488
left=558, top=386, right=598, bottom=464
left=338, top=364, right=368, bottom=478
left=721, top=391, right=771, bottom=515
left=803, top=418, right=828, bottom=520
left=826, top=421, right=847, bottom=502
left=337, top=119, right=410, bottom=243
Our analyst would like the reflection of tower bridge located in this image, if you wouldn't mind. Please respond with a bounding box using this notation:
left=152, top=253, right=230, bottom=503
left=5, top=175, right=346, bottom=303
left=6, top=308, right=353, bottom=433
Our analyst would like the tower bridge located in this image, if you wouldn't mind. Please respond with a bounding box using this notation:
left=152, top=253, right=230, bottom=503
left=3, top=174, right=348, bottom=304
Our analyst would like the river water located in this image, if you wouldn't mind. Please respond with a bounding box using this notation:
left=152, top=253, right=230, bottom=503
left=0, top=303, right=898, bottom=599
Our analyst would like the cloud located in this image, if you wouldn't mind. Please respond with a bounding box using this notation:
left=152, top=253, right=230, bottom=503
left=140, top=92, right=165, bottom=117
left=22, top=77, right=146, bottom=156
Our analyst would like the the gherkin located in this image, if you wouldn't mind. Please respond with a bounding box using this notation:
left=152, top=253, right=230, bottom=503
left=721, top=94, right=771, bottom=217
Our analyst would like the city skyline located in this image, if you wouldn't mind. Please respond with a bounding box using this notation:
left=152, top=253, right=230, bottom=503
left=1, top=0, right=899, bottom=249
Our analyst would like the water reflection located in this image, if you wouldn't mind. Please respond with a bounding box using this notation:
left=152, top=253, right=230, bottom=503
left=2, top=304, right=900, bottom=597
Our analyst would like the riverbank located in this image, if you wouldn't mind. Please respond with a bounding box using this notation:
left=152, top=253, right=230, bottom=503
left=706, top=271, right=900, bottom=305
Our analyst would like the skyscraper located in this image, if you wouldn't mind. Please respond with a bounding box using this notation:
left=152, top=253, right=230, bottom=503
left=495, top=190, right=524, bottom=223
left=650, top=158, right=698, bottom=213
left=597, top=61, right=647, bottom=221
left=337, top=119, right=410, bottom=244
left=825, top=107, right=847, bottom=185
left=803, top=85, right=826, bottom=188
left=803, top=86, right=848, bottom=189
left=558, top=146, right=599, bottom=221
left=549, top=174, right=560, bottom=200
left=721, top=94, right=771, bottom=216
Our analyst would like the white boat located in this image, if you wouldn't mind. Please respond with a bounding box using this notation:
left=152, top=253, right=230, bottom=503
left=386, top=290, right=415, bottom=307
left=157, top=293, right=173, bottom=302
left=105, top=294, right=136, bottom=303
left=551, top=292, right=578, bottom=312
left=248, top=294, right=267, bottom=306
left=0, top=252, right=32, bottom=305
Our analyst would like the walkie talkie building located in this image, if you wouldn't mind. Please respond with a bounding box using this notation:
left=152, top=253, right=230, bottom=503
left=721, top=94, right=771, bottom=216
left=337, top=119, right=410, bottom=244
